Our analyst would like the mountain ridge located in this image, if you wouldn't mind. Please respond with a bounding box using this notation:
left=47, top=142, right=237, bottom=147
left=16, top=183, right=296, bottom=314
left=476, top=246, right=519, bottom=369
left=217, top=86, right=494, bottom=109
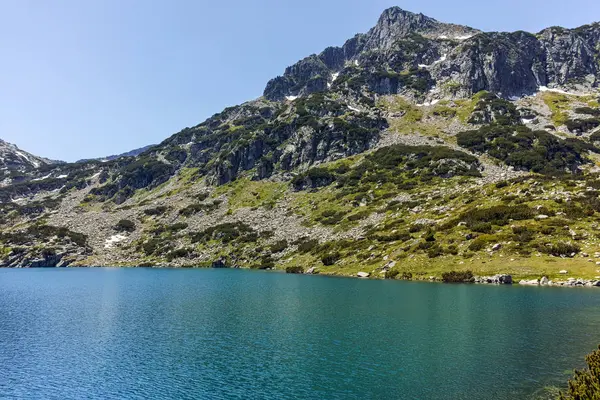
left=1, top=7, right=600, bottom=286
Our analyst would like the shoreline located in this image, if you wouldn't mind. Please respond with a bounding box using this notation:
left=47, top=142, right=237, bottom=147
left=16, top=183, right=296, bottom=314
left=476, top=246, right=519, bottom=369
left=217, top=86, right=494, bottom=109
left=5, top=264, right=600, bottom=289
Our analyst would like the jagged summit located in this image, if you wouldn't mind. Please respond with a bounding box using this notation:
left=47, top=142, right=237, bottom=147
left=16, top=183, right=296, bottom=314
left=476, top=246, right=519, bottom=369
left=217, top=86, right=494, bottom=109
left=263, top=7, right=599, bottom=101
left=0, top=139, right=54, bottom=171
left=365, top=7, right=479, bottom=47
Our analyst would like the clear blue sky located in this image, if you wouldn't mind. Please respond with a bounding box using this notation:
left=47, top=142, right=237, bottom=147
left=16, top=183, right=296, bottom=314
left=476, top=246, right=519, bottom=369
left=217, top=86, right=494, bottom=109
left=1, top=0, right=599, bottom=161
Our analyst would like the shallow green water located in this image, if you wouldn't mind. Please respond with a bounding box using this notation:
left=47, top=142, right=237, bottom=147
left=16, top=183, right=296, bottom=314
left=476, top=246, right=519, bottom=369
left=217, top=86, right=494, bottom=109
left=1, top=268, right=600, bottom=399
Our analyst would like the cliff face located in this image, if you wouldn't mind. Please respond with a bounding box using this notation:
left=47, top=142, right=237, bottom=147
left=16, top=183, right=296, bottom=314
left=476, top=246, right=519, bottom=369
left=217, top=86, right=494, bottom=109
left=264, top=8, right=599, bottom=101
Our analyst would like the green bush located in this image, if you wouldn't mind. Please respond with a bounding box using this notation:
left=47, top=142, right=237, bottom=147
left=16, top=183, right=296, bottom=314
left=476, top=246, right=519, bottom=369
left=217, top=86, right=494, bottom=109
left=166, top=248, right=190, bottom=261
left=296, top=237, right=319, bottom=253
left=537, top=242, right=580, bottom=257
left=460, top=205, right=534, bottom=228
left=321, top=253, right=340, bottom=266
left=468, top=238, right=487, bottom=251
left=385, top=270, right=400, bottom=279
left=457, top=124, right=598, bottom=175
left=190, top=222, right=256, bottom=244
left=427, top=245, right=444, bottom=258
left=560, top=345, right=600, bottom=399
left=285, top=266, right=304, bottom=274
left=442, top=270, right=474, bottom=283
left=270, top=240, right=288, bottom=253
left=144, top=206, right=168, bottom=216
left=115, top=219, right=135, bottom=232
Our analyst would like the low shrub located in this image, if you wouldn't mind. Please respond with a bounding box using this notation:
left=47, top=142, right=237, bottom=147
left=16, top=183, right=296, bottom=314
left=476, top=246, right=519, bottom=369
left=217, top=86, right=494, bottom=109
left=442, top=270, right=474, bottom=283
left=270, top=240, right=288, bottom=254
left=296, top=237, right=319, bottom=253
left=144, top=206, right=168, bottom=216
left=321, top=252, right=340, bottom=266
left=385, top=270, right=400, bottom=279
left=559, top=345, right=600, bottom=399
left=115, top=219, right=135, bottom=232
left=537, top=242, right=580, bottom=257
left=285, top=266, right=304, bottom=274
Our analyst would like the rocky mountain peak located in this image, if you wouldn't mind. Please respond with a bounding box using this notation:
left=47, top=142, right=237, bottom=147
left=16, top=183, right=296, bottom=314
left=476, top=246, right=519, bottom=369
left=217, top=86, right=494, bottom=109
left=0, top=139, right=54, bottom=171
left=364, top=7, right=479, bottom=48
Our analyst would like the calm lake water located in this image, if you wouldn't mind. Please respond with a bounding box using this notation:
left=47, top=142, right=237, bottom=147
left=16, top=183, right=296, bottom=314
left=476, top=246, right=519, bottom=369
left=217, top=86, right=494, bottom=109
left=1, top=268, right=600, bottom=399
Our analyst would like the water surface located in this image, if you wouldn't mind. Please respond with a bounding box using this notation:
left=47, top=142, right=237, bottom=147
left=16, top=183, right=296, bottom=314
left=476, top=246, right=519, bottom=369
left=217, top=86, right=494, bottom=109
left=1, top=268, right=600, bottom=399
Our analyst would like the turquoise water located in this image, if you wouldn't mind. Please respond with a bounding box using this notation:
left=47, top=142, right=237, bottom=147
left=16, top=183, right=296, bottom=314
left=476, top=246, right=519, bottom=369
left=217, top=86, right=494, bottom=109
left=1, top=269, right=600, bottom=399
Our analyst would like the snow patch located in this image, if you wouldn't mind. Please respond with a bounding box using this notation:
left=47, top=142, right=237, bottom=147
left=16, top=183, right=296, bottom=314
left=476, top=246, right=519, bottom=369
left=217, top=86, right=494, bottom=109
left=327, top=73, right=339, bottom=89
left=57, top=174, right=68, bottom=179
left=432, top=54, right=447, bottom=65
left=285, top=96, right=298, bottom=101
left=521, top=117, right=535, bottom=124
left=32, top=174, right=51, bottom=181
left=15, top=150, right=39, bottom=167
left=456, top=34, right=473, bottom=40
left=354, top=60, right=359, bottom=66
left=438, top=35, right=448, bottom=39
left=105, top=234, right=127, bottom=249
left=416, top=99, right=439, bottom=107
left=348, top=105, right=361, bottom=112
left=509, top=96, right=521, bottom=101
left=538, top=86, right=585, bottom=96
left=418, top=64, right=428, bottom=69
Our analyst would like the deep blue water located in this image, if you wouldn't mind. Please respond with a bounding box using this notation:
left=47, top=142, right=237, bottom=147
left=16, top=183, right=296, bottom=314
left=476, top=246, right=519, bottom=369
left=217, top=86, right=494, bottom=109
left=1, top=268, right=600, bottom=399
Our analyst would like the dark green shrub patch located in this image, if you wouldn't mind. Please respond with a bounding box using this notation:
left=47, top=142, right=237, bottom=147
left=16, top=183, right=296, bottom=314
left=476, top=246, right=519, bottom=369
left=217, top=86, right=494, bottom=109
left=468, top=238, right=487, bottom=251
left=270, top=240, right=288, bottom=253
left=575, top=107, right=600, bottom=116
left=559, top=345, right=600, bottom=400
left=442, top=270, right=474, bottom=283
left=537, top=242, right=580, bottom=257
left=144, top=206, right=168, bottom=216
left=370, top=231, right=412, bottom=243
left=285, top=266, right=304, bottom=274
left=0, top=225, right=88, bottom=248
left=385, top=269, right=400, bottom=279
left=468, top=93, right=521, bottom=125
left=115, top=219, right=135, bottom=232
left=321, top=252, right=341, bottom=266
left=179, top=202, right=218, bottom=216
left=190, top=222, right=256, bottom=244
left=295, top=237, right=319, bottom=253
left=293, top=144, right=480, bottom=193
left=427, top=245, right=444, bottom=258
left=457, top=124, right=598, bottom=175
left=565, top=118, right=600, bottom=133
left=459, top=205, right=534, bottom=230
left=166, top=248, right=191, bottom=261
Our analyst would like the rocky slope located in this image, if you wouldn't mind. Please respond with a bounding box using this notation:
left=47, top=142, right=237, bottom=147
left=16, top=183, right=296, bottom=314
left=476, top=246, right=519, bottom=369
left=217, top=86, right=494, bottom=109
left=1, top=7, right=600, bottom=284
left=0, top=139, right=61, bottom=186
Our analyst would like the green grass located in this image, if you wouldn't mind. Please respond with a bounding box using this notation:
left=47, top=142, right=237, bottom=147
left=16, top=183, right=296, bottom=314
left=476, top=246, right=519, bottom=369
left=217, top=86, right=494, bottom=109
left=542, top=92, right=572, bottom=126
left=212, top=178, right=287, bottom=211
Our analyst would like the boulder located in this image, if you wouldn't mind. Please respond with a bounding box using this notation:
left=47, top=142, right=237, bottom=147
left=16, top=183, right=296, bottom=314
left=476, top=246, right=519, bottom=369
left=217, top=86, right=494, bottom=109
left=492, top=244, right=502, bottom=251
left=559, top=270, right=568, bottom=274
left=357, top=272, right=370, bottom=278
left=540, top=276, right=549, bottom=285
left=519, top=279, right=540, bottom=285
left=305, top=267, right=319, bottom=275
